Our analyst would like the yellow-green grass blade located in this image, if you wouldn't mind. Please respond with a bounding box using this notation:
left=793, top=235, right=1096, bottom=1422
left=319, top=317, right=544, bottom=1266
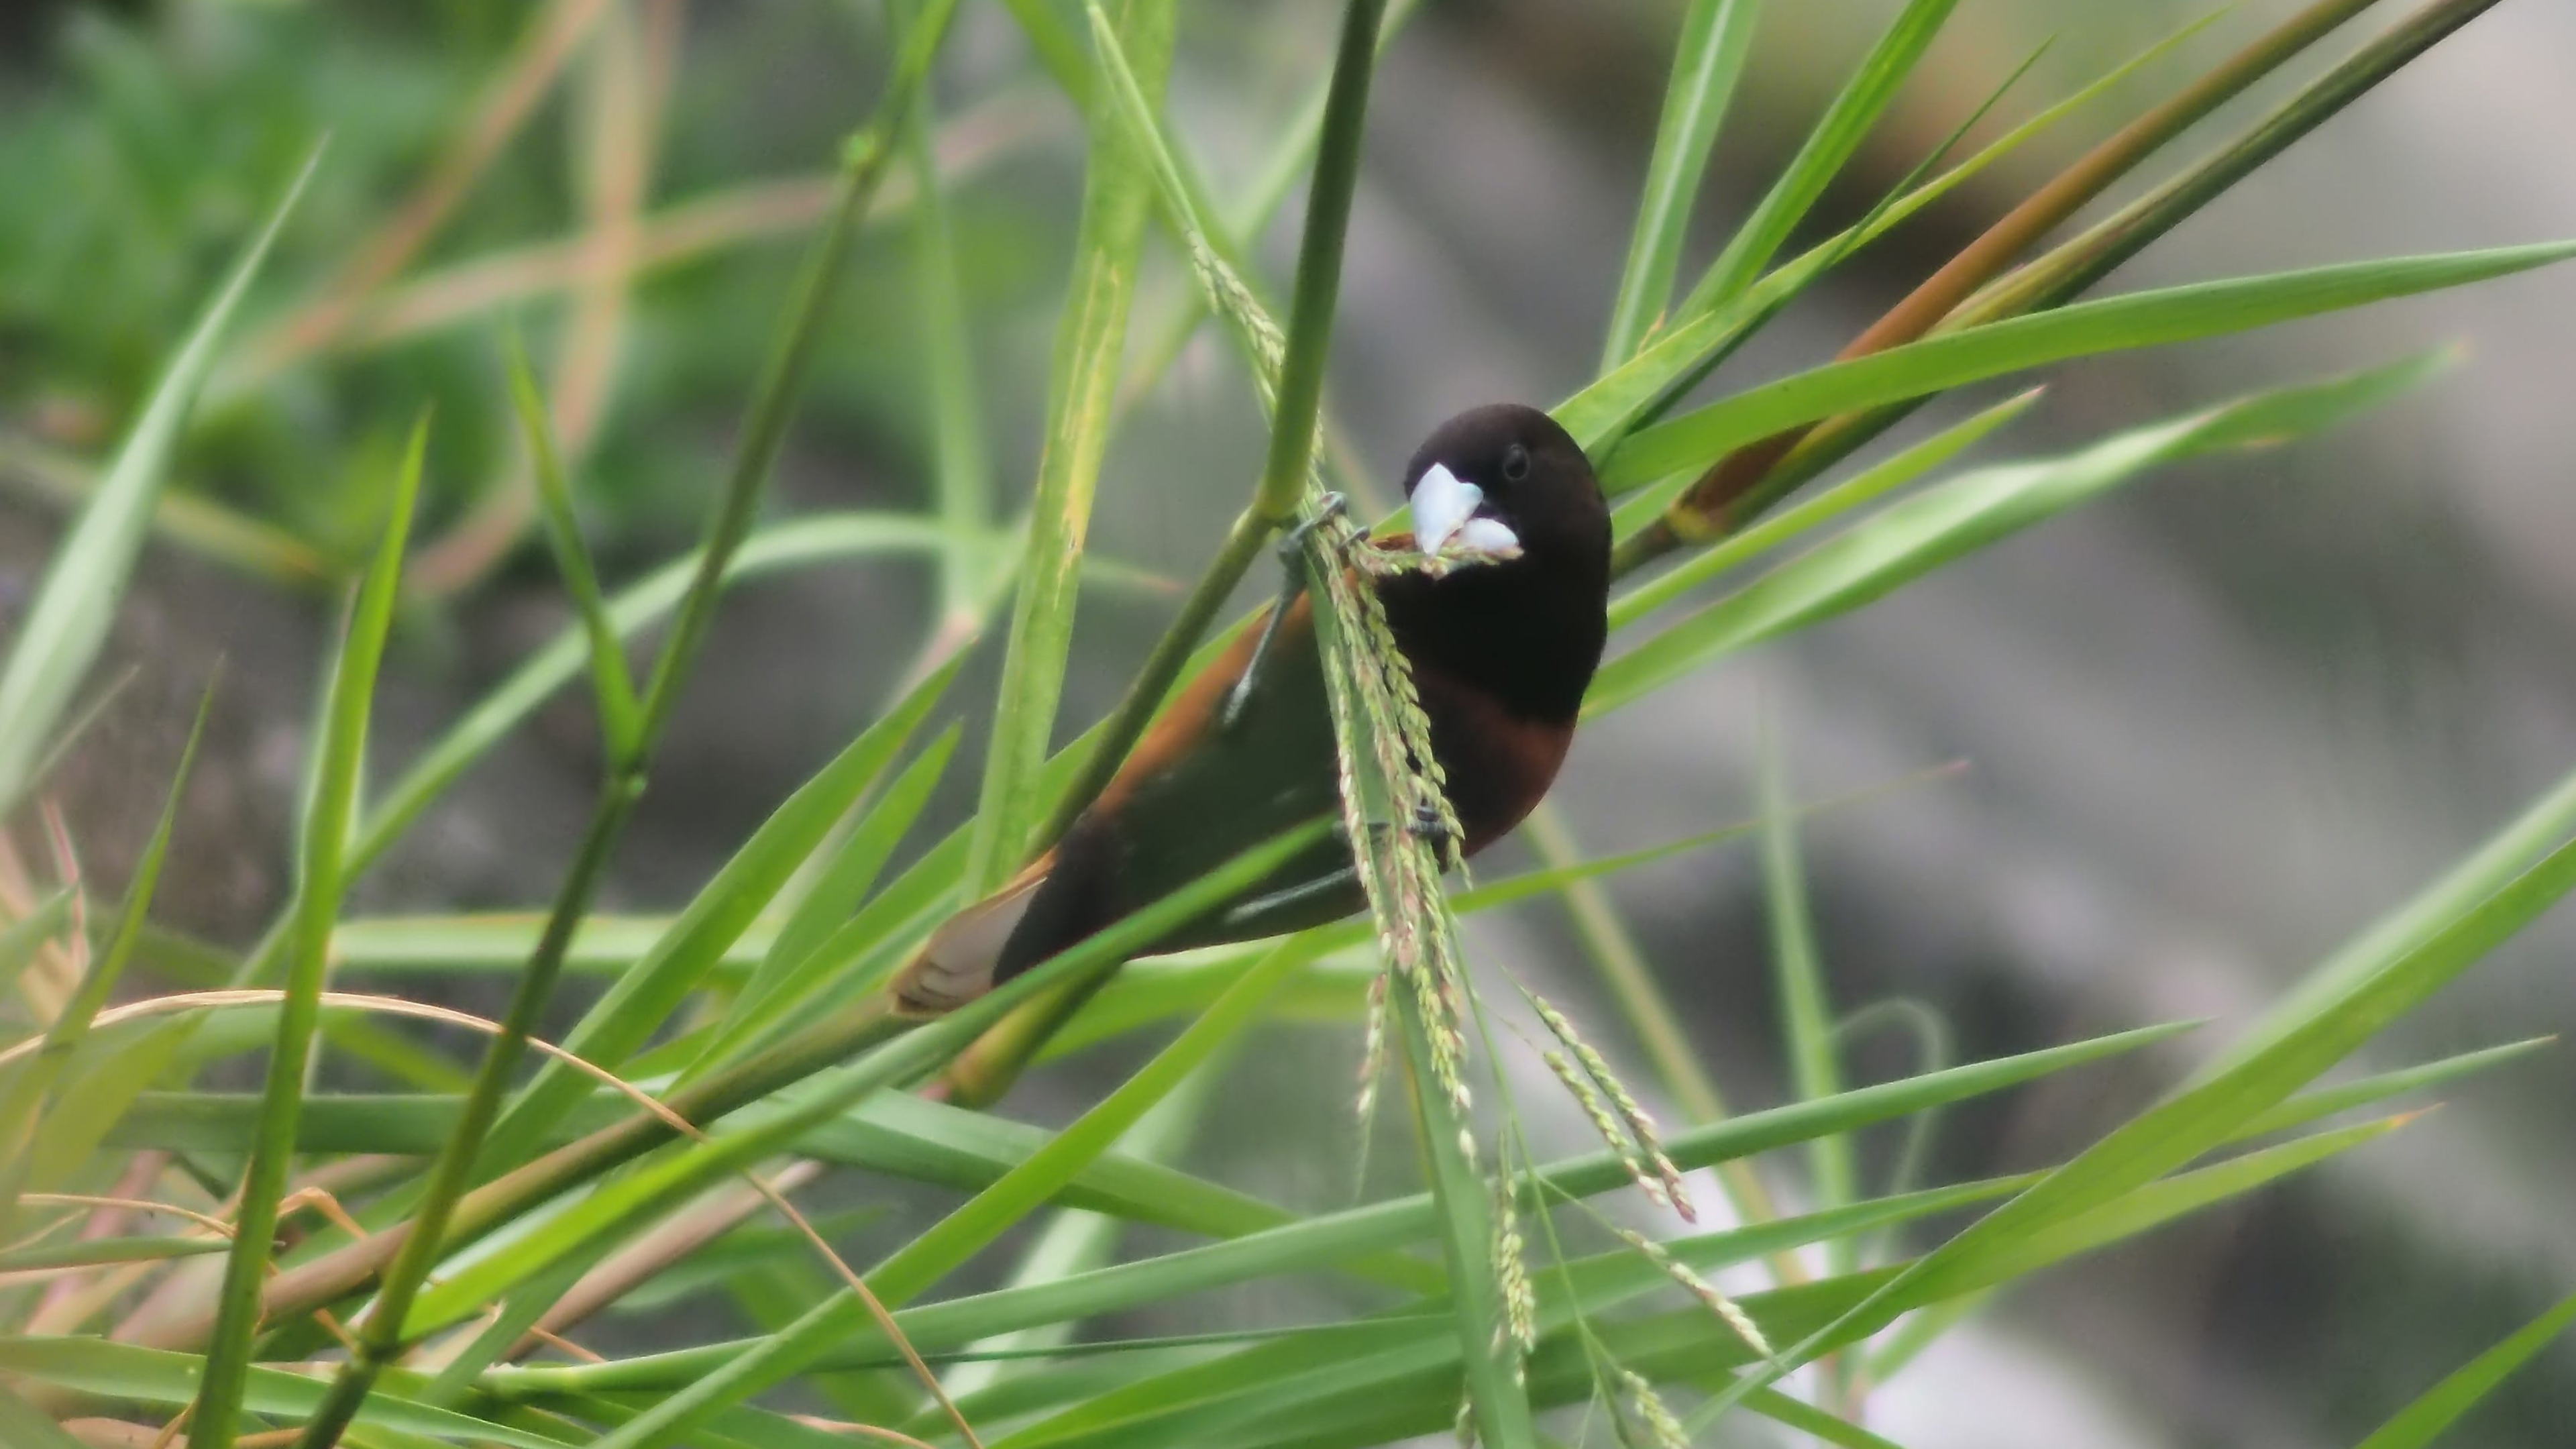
left=0, top=681, right=213, bottom=1234
left=479, top=1026, right=2177, bottom=1403
left=470, top=655, right=960, bottom=1175
left=1608, top=387, right=2043, bottom=627
left=1599, top=0, right=1761, bottom=369
left=396, top=819, right=1332, bottom=1339
left=504, top=327, right=639, bottom=757
left=904, top=46, right=996, bottom=628
left=0, top=1339, right=566, bottom=1449
left=0, top=1236, right=231, bottom=1274
left=696, top=724, right=963, bottom=1072
left=943, top=1183, right=2020, bottom=1449
left=1703, top=784, right=2576, bottom=1418
left=1676, top=0, right=1955, bottom=319
left=187, top=413, right=425, bottom=1449
left=0, top=144, right=320, bottom=810
left=966, top=0, right=1178, bottom=894
left=940, top=1067, right=1219, bottom=1399
left=2235, top=1037, right=2553, bottom=1140
left=1702, top=0, right=2490, bottom=548
left=111, top=1086, right=1290, bottom=1247
left=1193, top=1119, right=2404, bottom=1449
left=2352, top=1286, right=2576, bottom=1449
left=1605, top=246, right=2567, bottom=492
left=1587, top=352, right=2448, bottom=716
left=586, top=937, right=1319, bottom=1449
left=1055, top=817, right=1765, bottom=1053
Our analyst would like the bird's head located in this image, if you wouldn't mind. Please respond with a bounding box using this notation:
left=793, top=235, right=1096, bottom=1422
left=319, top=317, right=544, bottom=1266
left=1401, top=404, right=1608, bottom=578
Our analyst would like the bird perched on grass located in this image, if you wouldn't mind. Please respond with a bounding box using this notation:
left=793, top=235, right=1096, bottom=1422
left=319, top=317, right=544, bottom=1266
left=894, top=402, right=1611, bottom=1015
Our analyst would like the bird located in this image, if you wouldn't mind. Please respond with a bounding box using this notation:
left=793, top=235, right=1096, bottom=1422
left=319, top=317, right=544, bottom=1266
left=892, top=402, right=1611, bottom=1016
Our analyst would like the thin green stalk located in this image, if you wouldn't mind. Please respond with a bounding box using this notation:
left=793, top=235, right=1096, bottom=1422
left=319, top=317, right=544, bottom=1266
left=904, top=9, right=994, bottom=631
left=1600, top=0, right=1761, bottom=369
left=1756, top=727, right=1853, bottom=1269
left=505, top=329, right=640, bottom=757
left=1034, top=0, right=1388, bottom=851
left=283, top=35, right=959, bottom=1443
left=186, top=417, right=425, bottom=1449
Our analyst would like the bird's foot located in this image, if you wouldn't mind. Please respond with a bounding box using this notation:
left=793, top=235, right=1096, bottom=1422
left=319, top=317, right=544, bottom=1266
left=1223, top=495, right=1353, bottom=733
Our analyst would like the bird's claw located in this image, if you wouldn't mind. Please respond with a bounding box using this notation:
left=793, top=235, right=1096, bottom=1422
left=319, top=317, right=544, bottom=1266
left=1224, top=496, right=1354, bottom=733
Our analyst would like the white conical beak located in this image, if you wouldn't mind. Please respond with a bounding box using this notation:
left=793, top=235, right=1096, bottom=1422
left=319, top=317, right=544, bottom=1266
left=1413, top=462, right=1516, bottom=554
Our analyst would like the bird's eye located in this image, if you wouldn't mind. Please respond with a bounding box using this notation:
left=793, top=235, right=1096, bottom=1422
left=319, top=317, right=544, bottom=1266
left=1500, top=443, right=1531, bottom=482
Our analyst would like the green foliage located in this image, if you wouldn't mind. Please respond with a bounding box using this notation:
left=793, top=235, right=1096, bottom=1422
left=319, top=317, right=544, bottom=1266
left=4, top=3, right=2571, bottom=1448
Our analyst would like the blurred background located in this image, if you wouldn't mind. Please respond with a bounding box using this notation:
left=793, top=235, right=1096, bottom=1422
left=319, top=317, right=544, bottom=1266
left=3, top=1, right=2573, bottom=1444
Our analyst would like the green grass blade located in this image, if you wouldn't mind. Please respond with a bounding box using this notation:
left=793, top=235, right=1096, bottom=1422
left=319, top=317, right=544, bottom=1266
left=1036, top=0, right=1389, bottom=861
left=1600, top=0, right=1761, bottom=368
left=1608, top=387, right=2041, bottom=629
left=905, top=48, right=995, bottom=629
left=966, top=0, right=1178, bottom=893
left=1758, top=727, right=1852, bottom=1273
left=1605, top=246, right=2566, bottom=492
left=941, top=1071, right=1217, bottom=1399
left=2237, top=1038, right=2553, bottom=1140
left=352, top=513, right=965, bottom=884
left=504, top=327, right=640, bottom=757
left=2352, top=1287, right=2576, bottom=1449
left=0, top=679, right=214, bottom=1237
left=1706, top=796, right=2576, bottom=1419
left=589, top=939, right=1315, bottom=1449
left=0, top=1236, right=231, bottom=1273
left=701, top=723, right=963, bottom=1068
left=0, top=1339, right=565, bottom=1449
left=1676, top=0, right=1955, bottom=319
left=1553, top=8, right=2208, bottom=463
left=0, top=144, right=320, bottom=810
left=186, top=411, right=425, bottom=1449
left=1589, top=352, right=2449, bottom=715
left=394, top=820, right=1332, bottom=1340
left=476, top=655, right=958, bottom=1174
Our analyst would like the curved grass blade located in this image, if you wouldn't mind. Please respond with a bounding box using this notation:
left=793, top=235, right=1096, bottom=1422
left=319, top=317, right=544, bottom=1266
left=187, top=413, right=425, bottom=1449
left=2352, top=1286, right=2576, bottom=1449
left=1701, top=796, right=2576, bottom=1422
left=0, top=146, right=320, bottom=810
left=1589, top=352, right=2448, bottom=715
left=1758, top=726, right=1852, bottom=1275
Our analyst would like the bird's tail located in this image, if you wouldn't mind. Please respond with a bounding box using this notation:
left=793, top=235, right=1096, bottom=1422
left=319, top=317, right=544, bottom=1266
left=888, top=861, right=1048, bottom=1016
